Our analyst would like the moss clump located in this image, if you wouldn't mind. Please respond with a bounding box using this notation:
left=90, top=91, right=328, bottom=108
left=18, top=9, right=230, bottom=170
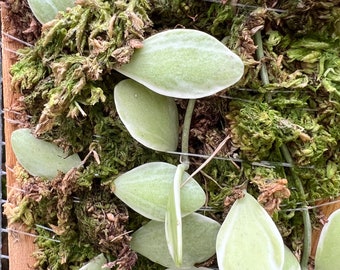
left=6, top=0, right=340, bottom=269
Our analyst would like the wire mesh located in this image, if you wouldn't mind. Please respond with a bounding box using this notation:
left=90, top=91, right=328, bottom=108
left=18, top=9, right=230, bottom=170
left=0, top=30, right=9, bottom=270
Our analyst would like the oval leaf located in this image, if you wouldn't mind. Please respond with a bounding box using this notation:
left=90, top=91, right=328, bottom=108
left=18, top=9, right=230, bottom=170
left=114, top=79, right=179, bottom=151
left=315, top=208, right=340, bottom=270
left=283, top=246, right=301, bottom=270
left=28, top=0, right=75, bottom=24
left=79, top=253, right=109, bottom=270
left=115, top=29, right=244, bottom=99
left=216, top=192, right=284, bottom=270
left=131, top=213, right=221, bottom=268
left=11, top=128, right=81, bottom=180
left=112, top=162, right=205, bottom=221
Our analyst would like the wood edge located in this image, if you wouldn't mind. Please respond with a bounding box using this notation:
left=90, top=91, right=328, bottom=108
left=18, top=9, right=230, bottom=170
left=1, top=3, right=37, bottom=269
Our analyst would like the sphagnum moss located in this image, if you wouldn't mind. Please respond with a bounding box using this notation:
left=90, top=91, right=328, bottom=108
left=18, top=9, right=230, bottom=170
left=6, top=0, right=340, bottom=269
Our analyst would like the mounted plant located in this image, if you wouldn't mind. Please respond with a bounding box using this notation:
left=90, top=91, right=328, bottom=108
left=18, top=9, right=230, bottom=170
left=6, top=0, right=340, bottom=269
left=9, top=25, right=244, bottom=268
left=110, top=28, right=244, bottom=269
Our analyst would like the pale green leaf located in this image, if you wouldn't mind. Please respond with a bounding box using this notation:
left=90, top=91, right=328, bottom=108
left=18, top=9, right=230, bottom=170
left=131, top=213, right=221, bottom=268
left=283, top=246, right=301, bottom=270
left=315, top=209, right=340, bottom=270
left=11, top=128, right=81, bottom=180
left=114, top=79, right=179, bottom=151
left=165, top=164, right=186, bottom=267
left=79, top=253, right=109, bottom=270
left=115, top=29, right=244, bottom=99
left=112, top=162, right=205, bottom=221
left=28, top=0, right=75, bottom=24
left=216, top=192, right=284, bottom=270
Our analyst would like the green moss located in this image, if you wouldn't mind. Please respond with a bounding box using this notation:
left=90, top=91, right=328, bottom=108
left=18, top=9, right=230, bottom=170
left=7, top=0, right=340, bottom=268
left=34, top=227, right=97, bottom=270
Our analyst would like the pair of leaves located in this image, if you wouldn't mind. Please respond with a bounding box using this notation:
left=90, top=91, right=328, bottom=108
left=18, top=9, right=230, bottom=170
left=114, top=29, right=244, bottom=152
left=113, top=162, right=210, bottom=268
left=131, top=213, right=220, bottom=268
left=28, top=0, right=74, bottom=24
left=216, top=192, right=300, bottom=270
left=11, top=128, right=81, bottom=180
left=113, top=162, right=206, bottom=267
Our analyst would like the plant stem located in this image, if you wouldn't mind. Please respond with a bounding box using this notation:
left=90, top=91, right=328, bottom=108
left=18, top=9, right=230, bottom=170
left=254, top=31, right=270, bottom=86
left=254, top=31, right=272, bottom=101
left=281, top=145, right=311, bottom=270
left=254, top=30, right=311, bottom=269
left=181, top=99, right=196, bottom=166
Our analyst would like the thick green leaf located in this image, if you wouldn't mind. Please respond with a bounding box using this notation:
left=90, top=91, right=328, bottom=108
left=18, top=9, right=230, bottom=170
left=11, top=128, right=81, bottom=180
left=112, top=162, right=205, bottom=221
left=283, top=246, right=301, bottom=270
left=315, top=209, right=340, bottom=270
left=216, top=192, right=284, bottom=270
left=79, top=254, right=109, bottom=270
left=28, top=0, right=74, bottom=24
left=131, top=213, right=221, bottom=268
left=114, top=79, right=179, bottom=151
left=115, top=29, right=244, bottom=99
left=165, top=164, right=186, bottom=267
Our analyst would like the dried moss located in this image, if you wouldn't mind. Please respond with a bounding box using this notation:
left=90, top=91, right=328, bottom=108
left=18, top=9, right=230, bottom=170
left=6, top=0, right=340, bottom=268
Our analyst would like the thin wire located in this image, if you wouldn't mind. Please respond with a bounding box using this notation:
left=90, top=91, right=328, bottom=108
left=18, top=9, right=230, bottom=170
left=165, top=150, right=314, bottom=169
left=282, top=199, right=340, bottom=212
left=4, top=184, right=340, bottom=214
left=2, top=185, right=340, bottom=244
left=202, top=0, right=287, bottom=13
left=0, top=43, right=23, bottom=56
left=2, top=32, right=34, bottom=47
left=35, top=224, right=56, bottom=232
left=5, top=227, right=60, bottom=243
